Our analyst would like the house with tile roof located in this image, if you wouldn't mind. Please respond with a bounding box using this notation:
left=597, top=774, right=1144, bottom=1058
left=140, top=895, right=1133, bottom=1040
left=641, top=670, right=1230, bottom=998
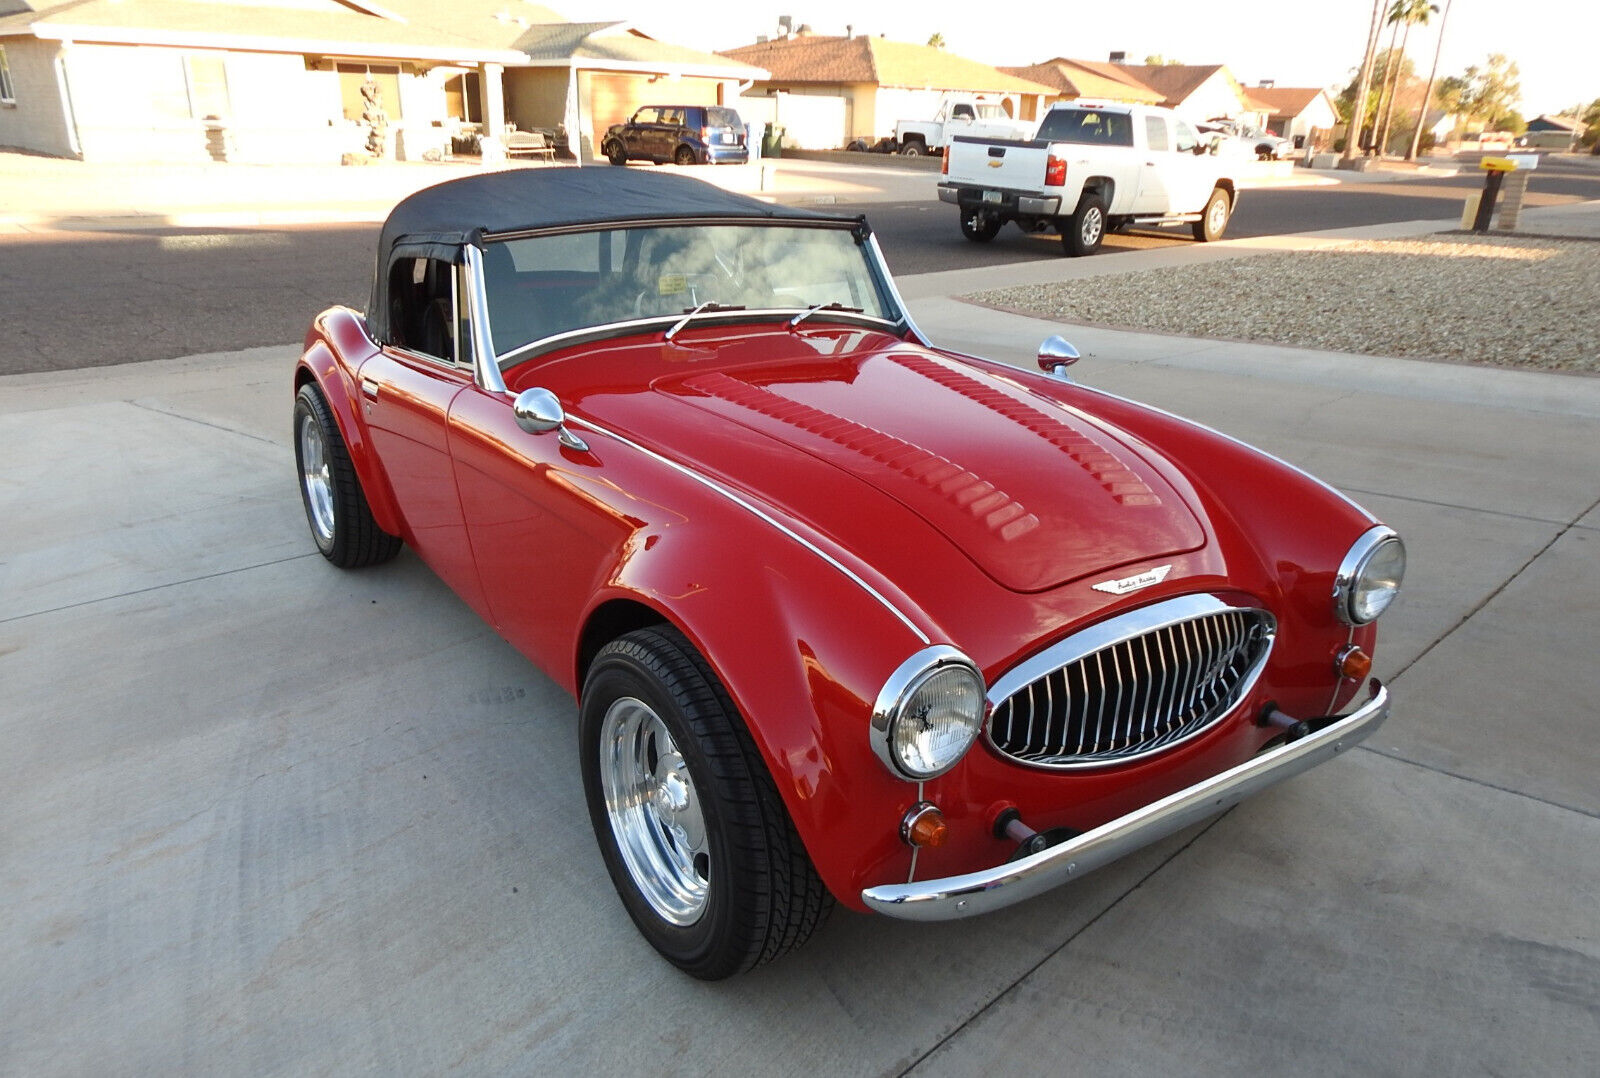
left=1521, top=114, right=1580, bottom=151
left=1249, top=85, right=1340, bottom=149
left=719, top=31, right=1054, bottom=147
left=0, top=0, right=763, bottom=162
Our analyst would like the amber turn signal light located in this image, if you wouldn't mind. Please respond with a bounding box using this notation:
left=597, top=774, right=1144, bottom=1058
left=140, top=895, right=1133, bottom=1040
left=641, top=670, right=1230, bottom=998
left=1336, top=645, right=1372, bottom=681
left=901, top=802, right=949, bottom=848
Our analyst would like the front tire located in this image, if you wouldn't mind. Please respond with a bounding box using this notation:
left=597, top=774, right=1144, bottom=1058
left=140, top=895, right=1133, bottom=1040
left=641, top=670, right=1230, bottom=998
left=580, top=626, right=832, bottom=980
left=604, top=139, right=627, bottom=166
left=1192, top=187, right=1232, bottom=242
left=960, top=209, right=1002, bottom=242
left=1061, top=193, right=1106, bottom=256
left=292, top=383, right=401, bottom=568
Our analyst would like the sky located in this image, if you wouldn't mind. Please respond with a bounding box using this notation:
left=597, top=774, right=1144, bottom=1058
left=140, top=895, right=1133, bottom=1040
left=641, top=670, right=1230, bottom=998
left=602, top=0, right=1600, bottom=118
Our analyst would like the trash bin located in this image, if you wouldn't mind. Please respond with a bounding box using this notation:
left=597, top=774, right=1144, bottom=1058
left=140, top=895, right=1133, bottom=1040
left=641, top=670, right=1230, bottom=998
left=746, top=121, right=765, bottom=160
left=762, top=126, right=785, bottom=159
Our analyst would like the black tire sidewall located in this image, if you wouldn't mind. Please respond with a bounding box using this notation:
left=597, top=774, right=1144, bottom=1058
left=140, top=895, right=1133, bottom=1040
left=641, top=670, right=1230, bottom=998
left=579, top=637, right=749, bottom=978
left=675, top=146, right=697, bottom=166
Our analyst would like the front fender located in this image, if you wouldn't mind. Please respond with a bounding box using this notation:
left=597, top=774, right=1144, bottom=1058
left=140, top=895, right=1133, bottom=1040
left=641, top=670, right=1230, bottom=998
left=579, top=515, right=937, bottom=911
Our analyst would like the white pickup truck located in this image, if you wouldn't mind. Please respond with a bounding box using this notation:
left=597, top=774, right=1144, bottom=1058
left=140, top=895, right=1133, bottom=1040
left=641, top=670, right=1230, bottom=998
left=939, top=102, right=1238, bottom=255
left=895, top=98, right=1034, bottom=156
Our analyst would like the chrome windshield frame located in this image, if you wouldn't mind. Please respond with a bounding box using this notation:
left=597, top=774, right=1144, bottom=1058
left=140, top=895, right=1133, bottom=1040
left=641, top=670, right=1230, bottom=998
left=474, top=217, right=917, bottom=370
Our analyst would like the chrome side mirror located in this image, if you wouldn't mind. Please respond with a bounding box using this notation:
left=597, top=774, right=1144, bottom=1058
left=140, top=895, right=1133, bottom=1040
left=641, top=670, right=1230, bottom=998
left=1037, top=336, right=1080, bottom=382
left=513, top=387, right=589, bottom=451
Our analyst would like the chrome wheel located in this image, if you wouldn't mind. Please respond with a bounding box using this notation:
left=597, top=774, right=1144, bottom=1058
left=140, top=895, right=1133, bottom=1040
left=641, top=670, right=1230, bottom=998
left=1208, top=196, right=1228, bottom=234
left=298, top=410, right=335, bottom=544
left=1080, top=207, right=1104, bottom=248
left=599, top=696, right=710, bottom=925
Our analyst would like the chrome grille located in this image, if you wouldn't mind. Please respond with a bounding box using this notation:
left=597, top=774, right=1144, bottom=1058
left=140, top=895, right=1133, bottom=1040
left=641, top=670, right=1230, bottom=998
left=987, top=596, right=1276, bottom=769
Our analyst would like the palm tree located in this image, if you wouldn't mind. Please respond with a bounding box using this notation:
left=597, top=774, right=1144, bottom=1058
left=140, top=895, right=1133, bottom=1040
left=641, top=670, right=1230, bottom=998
left=1375, top=0, right=1438, bottom=155
left=1343, top=0, right=1387, bottom=162
left=1406, top=0, right=1453, bottom=159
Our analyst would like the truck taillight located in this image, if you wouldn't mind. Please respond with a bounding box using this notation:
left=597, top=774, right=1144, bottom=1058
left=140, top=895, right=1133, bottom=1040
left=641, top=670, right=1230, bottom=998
left=942, top=149, right=949, bottom=175
left=1045, top=153, right=1066, bottom=186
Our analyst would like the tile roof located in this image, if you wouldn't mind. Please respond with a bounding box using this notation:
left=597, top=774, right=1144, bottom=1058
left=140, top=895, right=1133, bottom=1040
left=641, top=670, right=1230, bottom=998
left=1248, top=86, right=1333, bottom=119
left=999, top=58, right=1165, bottom=103
left=1111, top=63, right=1228, bottom=108
left=720, top=34, right=1054, bottom=95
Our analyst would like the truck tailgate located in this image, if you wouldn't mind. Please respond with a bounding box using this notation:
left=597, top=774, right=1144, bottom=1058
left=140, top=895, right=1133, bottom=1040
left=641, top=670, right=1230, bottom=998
left=946, top=135, right=1051, bottom=191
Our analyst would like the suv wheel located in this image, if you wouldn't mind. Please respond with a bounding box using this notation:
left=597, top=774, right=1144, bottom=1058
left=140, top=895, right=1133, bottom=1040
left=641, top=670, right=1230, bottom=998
left=675, top=146, right=698, bottom=166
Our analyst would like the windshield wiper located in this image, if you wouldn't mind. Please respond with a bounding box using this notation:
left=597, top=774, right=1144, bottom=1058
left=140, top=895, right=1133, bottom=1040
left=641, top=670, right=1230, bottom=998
left=665, top=301, right=746, bottom=341
left=788, top=301, right=864, bottom=329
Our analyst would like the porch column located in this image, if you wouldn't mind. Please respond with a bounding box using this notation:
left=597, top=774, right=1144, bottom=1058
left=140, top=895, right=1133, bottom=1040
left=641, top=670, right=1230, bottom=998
left=479, top=62, right=505, bottom=140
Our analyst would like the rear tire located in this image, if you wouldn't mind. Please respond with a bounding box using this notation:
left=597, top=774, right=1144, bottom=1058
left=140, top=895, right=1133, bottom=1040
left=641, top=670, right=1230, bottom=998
left=960, top=209, right=1002, bottom=242
left=675, top=145, right=698, bottom=166
left=1061, top=193, right=1106, bottom=257
left=899, top=140, right=926, bottom=157
left=1192, top=187, right=1232, bottom=242
left=293, top=383, right=401, bottom=568
left=580, top=626, right=832, bottom=979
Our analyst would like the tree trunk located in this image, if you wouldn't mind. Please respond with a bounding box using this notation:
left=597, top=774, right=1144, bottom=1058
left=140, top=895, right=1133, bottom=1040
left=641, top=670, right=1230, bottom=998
left=1343, top=0, right=1388, bottom=162
left=1407, top=0, right=1453, bottom=160
left=1377, top=19, right=1415, bottom=155
left=1372, top=18, right=1403, bottom=155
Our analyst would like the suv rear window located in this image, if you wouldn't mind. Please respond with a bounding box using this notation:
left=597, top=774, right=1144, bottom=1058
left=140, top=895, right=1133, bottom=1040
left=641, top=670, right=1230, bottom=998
left=706, top=107, right=741, bottom=129
left=1037, top=108, right=1134, bottom=147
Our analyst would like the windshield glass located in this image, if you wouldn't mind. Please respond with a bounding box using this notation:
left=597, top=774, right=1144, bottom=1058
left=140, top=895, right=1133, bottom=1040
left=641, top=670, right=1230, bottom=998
left=482, top=223, right=896, bottom=359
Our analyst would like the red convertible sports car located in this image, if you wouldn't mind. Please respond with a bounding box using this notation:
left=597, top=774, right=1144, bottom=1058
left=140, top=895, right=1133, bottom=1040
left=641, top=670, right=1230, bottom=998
left=294, top=168, right=1404, bottom=979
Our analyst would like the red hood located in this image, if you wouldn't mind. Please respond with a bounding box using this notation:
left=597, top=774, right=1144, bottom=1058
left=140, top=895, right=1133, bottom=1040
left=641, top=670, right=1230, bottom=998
left=580, top=332, right=1206, bottom=594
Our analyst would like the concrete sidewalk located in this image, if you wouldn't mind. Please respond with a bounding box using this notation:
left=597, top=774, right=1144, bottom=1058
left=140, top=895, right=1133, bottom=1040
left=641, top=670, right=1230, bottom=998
left=2, top=170, right=1598, bottom=1076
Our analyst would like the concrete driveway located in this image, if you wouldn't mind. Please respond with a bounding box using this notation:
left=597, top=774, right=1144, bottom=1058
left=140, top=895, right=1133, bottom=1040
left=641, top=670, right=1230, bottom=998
left=2, top=272, right=1597, bottom=1073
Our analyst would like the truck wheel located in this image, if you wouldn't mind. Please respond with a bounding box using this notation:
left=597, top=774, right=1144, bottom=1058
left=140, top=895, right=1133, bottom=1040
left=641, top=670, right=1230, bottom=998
left=900, top=140, right=926, bottom=157
left=1061, top=194, right=1106, bottom=257
left=1192, top=188, right=1232, bottom=242
left=960, top=210, right=1002, bottom=242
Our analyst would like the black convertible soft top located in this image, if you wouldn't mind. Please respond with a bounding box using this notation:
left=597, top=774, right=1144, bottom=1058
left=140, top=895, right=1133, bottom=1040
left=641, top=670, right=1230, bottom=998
left=368, top=166, right=859, bottom=343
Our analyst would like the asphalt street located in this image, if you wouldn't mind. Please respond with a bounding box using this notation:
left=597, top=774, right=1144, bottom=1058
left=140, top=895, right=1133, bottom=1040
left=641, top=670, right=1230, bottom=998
left=5, top=159, right=1598, bottom=375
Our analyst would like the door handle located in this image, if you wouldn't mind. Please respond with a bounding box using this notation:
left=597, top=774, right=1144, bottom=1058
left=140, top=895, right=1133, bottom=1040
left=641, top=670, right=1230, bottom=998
left=361, top=378, right=380, bottom=400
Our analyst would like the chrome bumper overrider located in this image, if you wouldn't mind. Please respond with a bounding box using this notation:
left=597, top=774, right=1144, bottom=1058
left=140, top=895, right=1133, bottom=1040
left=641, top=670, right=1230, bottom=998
left=861, top=680, right=1390, bottom=921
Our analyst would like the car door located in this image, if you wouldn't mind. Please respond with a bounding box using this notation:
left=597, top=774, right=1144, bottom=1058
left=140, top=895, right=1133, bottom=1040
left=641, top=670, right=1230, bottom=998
left=445, top=385, right=624, bottom=678
left=1132, top=114, right=1175, bottom=214
left=359, top=255, right=489, bottom=618
left=625, top=108, right=658, bottom=158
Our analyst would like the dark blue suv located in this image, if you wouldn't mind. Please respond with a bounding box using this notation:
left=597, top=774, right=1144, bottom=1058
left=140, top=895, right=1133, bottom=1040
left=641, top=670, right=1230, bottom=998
left=601, top=105, right=749, bottom=166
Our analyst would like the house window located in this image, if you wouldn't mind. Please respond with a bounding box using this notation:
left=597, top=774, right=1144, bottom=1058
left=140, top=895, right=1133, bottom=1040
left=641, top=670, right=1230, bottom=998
left=184, top=55, right=231, bottom=120
left=0, top=46, right=15, bottom=104
left=337, top=62, right=402, bottom=123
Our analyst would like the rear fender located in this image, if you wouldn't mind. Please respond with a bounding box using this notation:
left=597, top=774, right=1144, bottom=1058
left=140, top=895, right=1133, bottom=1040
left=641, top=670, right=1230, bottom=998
left=295, top=310, right=405, bottom=537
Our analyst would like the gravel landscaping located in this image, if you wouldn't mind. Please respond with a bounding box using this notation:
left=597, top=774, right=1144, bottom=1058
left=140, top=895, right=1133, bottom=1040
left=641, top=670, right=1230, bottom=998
left=969, top=232, right=1600, bottom=373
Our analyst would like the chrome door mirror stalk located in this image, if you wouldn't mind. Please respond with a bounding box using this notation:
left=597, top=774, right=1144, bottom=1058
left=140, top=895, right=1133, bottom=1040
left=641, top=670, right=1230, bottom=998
left=514, top=387, right=590, bottom=451
left=1037, top=336, right=1080, bottom=381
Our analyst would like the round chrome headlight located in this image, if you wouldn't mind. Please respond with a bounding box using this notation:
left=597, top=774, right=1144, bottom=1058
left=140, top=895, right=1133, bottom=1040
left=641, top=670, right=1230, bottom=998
left=1334, top=526, right=1406, bottom=626
left=870, top=647, right=986, bottom=781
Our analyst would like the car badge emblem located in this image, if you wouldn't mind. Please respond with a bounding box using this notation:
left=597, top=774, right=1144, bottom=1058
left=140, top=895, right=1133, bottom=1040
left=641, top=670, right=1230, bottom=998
left=987, top=160, right=1003, bottom=168
left=1091, top=564, right=1172, bottom=595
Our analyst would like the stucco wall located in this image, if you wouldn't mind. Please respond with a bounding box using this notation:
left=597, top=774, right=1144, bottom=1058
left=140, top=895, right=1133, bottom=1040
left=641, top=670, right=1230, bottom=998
left=1170, top=73, right=1248, bottom=125
left=0, top=37, right=76, bottom=158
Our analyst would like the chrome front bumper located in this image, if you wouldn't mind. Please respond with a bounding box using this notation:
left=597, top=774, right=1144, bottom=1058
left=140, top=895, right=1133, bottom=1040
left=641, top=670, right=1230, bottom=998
left=861, top=680, right=1390, bottom=921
